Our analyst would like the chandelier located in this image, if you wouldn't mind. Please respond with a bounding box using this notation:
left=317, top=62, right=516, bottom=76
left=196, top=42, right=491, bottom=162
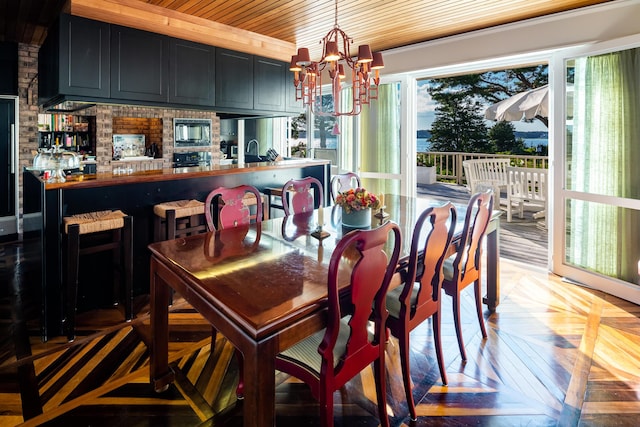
left=289, top=0, right=384, bottom=117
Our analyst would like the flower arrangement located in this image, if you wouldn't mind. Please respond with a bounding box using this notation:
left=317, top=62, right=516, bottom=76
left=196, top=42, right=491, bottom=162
left=335, top=187, right=380, bottom=214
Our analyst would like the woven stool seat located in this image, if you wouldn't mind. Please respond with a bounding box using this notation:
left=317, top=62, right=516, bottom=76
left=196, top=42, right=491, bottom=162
left=63, top=210, right=127, bottom=235
left=153, top=200, right=204, bottom=219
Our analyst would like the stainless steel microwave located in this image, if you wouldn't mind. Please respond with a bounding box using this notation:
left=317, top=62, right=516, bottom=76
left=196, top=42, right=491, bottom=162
left=174, top=118, right=212, bottom=147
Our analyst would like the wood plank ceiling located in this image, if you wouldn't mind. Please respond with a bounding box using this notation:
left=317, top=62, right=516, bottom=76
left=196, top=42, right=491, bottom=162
left=1, top=0, right=613, bottom=61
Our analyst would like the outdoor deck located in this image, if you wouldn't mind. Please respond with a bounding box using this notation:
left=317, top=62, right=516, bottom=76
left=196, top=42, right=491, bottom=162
left=417, top=182, right=548, bottom=268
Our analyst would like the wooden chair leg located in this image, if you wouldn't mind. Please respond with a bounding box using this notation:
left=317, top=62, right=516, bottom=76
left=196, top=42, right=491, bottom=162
left=374, top=356, right=390, bottom=427
left=452, top=292, right=467, bottom=361
left=166, top=209, right=177, bottom=240
left=111, top=228, right=122, bottom=307
left=153, top=213, right=163, bottom=241
left=65, top=225, right=81, bottom=342
left=433, top=310, right=448, bottom=385
left=320, top=385, right=334, bottom=427
left=398, top=329, right=417, bottom=420
left=123, top=216, right=134, bottom=321
left=474, top=279, right=487, bottom=338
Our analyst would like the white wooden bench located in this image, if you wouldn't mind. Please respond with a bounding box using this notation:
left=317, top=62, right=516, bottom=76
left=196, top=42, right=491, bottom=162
left=462, top=158, right=510, bottom=203
left=506, top=166, right=547, bottom=225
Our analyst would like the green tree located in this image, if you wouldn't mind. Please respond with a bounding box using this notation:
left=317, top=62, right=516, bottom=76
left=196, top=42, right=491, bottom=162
left=489, top=121, right=518, bottom=152
left=315, top=95, right=337, bottom=148
left=429, top=91, right=491, bottom=153
left=290, top=113, right=305, bottom=139
left=289, top=96, right=337, bottom=148
left=427, top=65, right=549, bottom=127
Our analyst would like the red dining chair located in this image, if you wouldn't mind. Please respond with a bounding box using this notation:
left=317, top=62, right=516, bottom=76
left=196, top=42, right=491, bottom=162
left=442, top=191, right=494, bottom=361
left=203, top=184, right=263, bottom=399
left=204, top=184, right=263, bottom=231
left=330, top=172, right=361, bottom=202
left=281, top=177, right=324, bottom=216
left=275, top=221, right=402, bottom=427
left=385, top=202, right=456, bottom=420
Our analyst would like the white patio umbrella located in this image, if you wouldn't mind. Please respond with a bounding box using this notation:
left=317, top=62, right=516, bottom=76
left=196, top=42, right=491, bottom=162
left=484, top=84, right=548, bottom=121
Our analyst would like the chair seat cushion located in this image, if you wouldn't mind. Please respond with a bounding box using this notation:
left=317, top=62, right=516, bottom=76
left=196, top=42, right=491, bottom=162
left=153, top=199, right=204, bottom=219
left=63, top=210, right=127, bottom=234
left=443, top=255, right=455, bottom=281
left=443, top=253, right=467, bottom=281
left=386, top=282, right=420, bottom=319
left=278, top=316, right=363, bottom=374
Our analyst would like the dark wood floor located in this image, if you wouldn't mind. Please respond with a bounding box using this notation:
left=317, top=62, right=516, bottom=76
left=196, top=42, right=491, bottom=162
left=1, top=185, right=638, bottom=426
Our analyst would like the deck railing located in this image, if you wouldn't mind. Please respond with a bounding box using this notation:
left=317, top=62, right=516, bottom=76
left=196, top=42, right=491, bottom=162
left=420, top=152, right=549, bottom=186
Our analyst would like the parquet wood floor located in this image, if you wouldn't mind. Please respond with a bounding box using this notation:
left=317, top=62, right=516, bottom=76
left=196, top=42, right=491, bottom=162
left=1, top=189, right=638, bottom=426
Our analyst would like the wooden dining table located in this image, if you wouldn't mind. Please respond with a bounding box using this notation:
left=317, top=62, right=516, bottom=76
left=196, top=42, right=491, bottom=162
left=148, top=194, right=502, bottom=426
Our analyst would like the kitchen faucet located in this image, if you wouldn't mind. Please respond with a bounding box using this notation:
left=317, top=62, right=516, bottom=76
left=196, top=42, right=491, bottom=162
left=247, top=139, right=259, bottom=155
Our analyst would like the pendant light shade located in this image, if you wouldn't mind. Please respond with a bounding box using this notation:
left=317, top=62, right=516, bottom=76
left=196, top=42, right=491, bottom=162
left=289, top=0, right=384, bottom=116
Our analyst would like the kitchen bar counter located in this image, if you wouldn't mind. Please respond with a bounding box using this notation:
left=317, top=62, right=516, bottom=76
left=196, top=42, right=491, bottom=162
left=24, top=159, right=330, bottom=340
left=44, top=158, right=328, bottom=190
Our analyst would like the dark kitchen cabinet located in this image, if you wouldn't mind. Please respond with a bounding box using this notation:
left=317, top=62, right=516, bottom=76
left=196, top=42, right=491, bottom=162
left=216, top=48, right=253, bottom=110
left=111, top=26, right=168, bottom=103
left=168, top=38, right=215, bottom=106
left=38, top=14, right=110, bottom=105
left=253, top=56, right=286, bottom=112
left=0, top=42, right=18, bottom=95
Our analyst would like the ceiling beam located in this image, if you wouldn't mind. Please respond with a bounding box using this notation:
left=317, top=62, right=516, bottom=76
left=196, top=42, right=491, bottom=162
left=70, top=0, right=295, bottom=61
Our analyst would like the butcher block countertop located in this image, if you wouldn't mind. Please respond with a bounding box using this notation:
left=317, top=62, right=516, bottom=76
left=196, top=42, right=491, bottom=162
left=40, top=159, right=330, bottom=190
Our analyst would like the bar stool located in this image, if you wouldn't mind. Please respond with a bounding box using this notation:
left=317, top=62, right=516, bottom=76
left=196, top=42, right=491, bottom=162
left=263, top=187, right=284, bottom=218
left=153, top=199, right=206, bottom=241
left=62, top=210, right=133, bottom=342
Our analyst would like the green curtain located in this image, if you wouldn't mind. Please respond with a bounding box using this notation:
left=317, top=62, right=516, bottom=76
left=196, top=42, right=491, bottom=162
left=357, top=83, right=401, bottom=195
left=569, top=48, right=640, bottom=283
left=338, top=89, right=354, bottom=170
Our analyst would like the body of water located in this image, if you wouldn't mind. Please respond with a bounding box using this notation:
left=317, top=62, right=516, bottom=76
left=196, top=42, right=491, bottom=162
left=300, top=137, right=548, bottom=151
left=417, top=138, right=548, bottom=152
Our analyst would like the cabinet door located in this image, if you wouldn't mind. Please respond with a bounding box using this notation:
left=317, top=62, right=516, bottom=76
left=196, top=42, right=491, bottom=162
left=111, top=26, right=168, bottom=103
left=0, top=42, right=18, bottom=95
left=215, top=48, right=253, bottom=109
left=169, top=38, right=215, bottom=106
left=253, top=56, right=286, bottom=112
left=39, top=14, right=110, bottom=101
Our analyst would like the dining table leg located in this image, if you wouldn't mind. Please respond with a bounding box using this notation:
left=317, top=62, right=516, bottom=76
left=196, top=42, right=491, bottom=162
left=483, top=216, right=501, bottom=312
left=240, top=338, right=278, bottom=427
left=149, top=257, right=175, bottom=392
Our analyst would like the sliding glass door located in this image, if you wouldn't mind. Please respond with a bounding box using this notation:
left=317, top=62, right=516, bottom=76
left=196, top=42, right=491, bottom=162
left=337, top=77, right=409, bottom=196
left=553, top=36, right=640, bottom=304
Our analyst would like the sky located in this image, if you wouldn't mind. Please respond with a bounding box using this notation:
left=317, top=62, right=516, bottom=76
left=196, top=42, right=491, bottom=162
left=417, top=80, right=548, bottom=133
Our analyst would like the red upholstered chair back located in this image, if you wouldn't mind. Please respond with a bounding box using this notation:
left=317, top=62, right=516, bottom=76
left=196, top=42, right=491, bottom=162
left=330, top=172, right=361, bottom=202
left=275, top=221, right=401, bottom=427
left=204, top=185, right=263, bottom=231
left=326, top=221, right=401, bottom=378
left=281, top=177, right=324, bottom=215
